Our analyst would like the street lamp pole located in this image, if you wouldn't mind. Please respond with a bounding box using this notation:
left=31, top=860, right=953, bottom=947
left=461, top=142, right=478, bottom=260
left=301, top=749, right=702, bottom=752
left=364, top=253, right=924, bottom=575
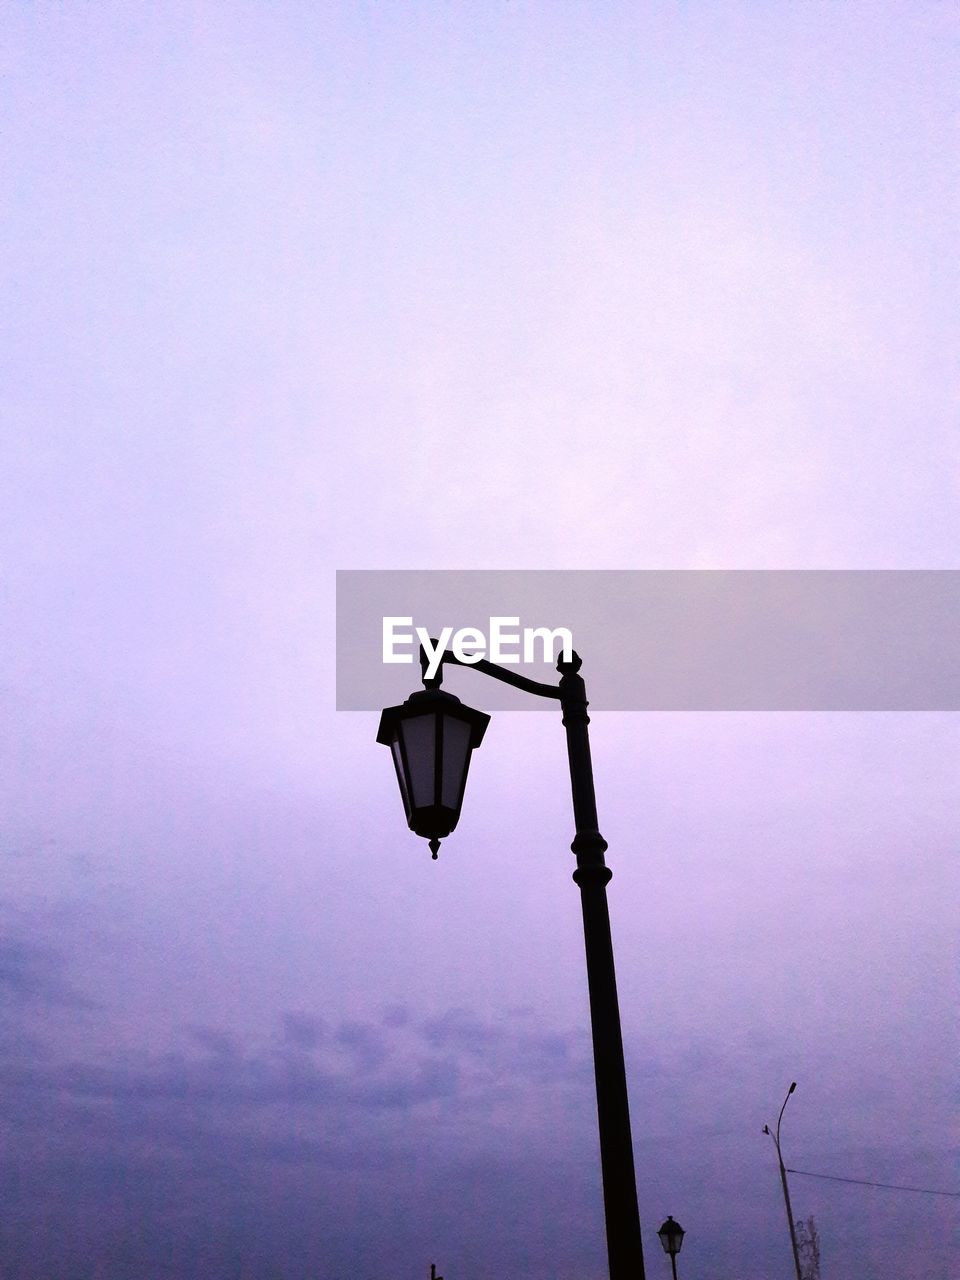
left=764, top=1082, right=803, bottom=1280
left=379, top=646, right=645, bottom=1280
left=558, top=652, right=645, bottom=1280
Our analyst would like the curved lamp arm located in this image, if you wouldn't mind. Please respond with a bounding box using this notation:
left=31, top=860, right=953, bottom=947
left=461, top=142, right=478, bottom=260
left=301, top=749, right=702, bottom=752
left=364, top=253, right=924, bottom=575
left=762, top=1080, right=798, bottom=1161
left=777, top=1080, right=798, bottom=1152
left=420, top=640, right=564, bottom=701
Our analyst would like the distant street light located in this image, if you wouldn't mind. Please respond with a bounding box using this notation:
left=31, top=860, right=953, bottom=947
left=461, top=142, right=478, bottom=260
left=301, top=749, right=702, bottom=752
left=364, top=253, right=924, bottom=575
left=378, top=645, right=646, bottom=1280
left=657, top=1215, right=685, bottom=1280
left=763, top=1081, right=803, bottom=1280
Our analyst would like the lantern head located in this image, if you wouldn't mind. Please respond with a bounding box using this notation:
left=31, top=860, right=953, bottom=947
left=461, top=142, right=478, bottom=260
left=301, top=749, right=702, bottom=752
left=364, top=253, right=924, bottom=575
left=377, top=687, right=490, bottom=858
left=657, top=1216, right=685, bottom=1257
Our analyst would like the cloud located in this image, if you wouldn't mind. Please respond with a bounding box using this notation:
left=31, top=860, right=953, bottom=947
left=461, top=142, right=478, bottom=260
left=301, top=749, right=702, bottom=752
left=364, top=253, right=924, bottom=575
left=280, top=1009, right=325, bottom=1048
left=419, top=1006, right=587, bottom=1088
left=0, top=934, right=93, bottom=1008
left=1, top=997, right=952, bottom=1279
left=0, top=1002, right=608, bottom=1277
left=1, top=1006, right=590, bottom=1120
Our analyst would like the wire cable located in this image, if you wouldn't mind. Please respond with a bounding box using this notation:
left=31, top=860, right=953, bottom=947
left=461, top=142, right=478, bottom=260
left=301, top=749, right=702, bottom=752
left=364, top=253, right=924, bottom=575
left=787, top=1168, right=960, bottom=1198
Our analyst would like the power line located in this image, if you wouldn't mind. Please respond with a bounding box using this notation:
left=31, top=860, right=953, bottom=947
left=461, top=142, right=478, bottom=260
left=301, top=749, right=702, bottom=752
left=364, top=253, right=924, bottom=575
left=787, top=1168, right=960, bottom=1198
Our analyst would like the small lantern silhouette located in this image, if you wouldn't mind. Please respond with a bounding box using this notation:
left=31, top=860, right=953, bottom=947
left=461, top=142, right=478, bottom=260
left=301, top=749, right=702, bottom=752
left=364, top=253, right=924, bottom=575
left=658, top=1216, right=685, bottom=1279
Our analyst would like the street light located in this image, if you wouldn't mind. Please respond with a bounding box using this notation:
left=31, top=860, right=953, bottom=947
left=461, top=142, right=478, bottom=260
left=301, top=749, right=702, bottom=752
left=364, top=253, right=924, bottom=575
left=657, top=1216, right=685, bottom=1280
left=376, top=685, right=490, bottom=857
left=377, top=644, right=646, bottom=1280
left=763, top=1081, right=802, bottom=1280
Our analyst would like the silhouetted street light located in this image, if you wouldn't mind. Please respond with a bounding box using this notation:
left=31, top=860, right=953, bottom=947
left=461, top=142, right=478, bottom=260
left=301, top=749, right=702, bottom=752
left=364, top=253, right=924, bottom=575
left=657, top=1216, right=685, bottom=1280
left=378, top=645, right=646, bottom=1280
left=763, top=1081, right=802, bottom=1280
left=376, top=684, right=490, bottom=858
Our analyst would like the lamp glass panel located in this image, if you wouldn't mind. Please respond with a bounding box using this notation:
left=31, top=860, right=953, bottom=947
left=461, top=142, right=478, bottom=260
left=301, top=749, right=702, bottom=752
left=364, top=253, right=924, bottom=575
left=440, top=716, right=471, bottom=809
left=390, top=738, right=412, bottom=821
left=400, top=713, right=437, bottom=808
left=658, top=1224, right=683, bottom=1256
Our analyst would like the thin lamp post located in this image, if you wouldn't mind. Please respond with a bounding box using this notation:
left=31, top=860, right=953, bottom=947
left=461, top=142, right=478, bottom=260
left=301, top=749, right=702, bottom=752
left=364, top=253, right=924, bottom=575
left=379, top=645, right=646, bottom=1280
left=657, top=1216, right=685, bottom=1280
left=763, top=1081, right=803, bottom=1280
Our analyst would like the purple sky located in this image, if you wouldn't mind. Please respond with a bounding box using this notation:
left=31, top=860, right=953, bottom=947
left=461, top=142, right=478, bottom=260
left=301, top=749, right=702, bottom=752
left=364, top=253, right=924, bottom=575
left=2, top=4, right=957, bottom=1278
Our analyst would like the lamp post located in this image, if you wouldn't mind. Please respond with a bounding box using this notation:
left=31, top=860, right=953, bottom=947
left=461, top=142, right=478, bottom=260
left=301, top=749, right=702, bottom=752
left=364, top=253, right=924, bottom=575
left=377, top=645, right=646, bottom=1280
left=763, top=1081, right=802, bottom=1280
left=657, top=1216, right=685, bottom=1280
